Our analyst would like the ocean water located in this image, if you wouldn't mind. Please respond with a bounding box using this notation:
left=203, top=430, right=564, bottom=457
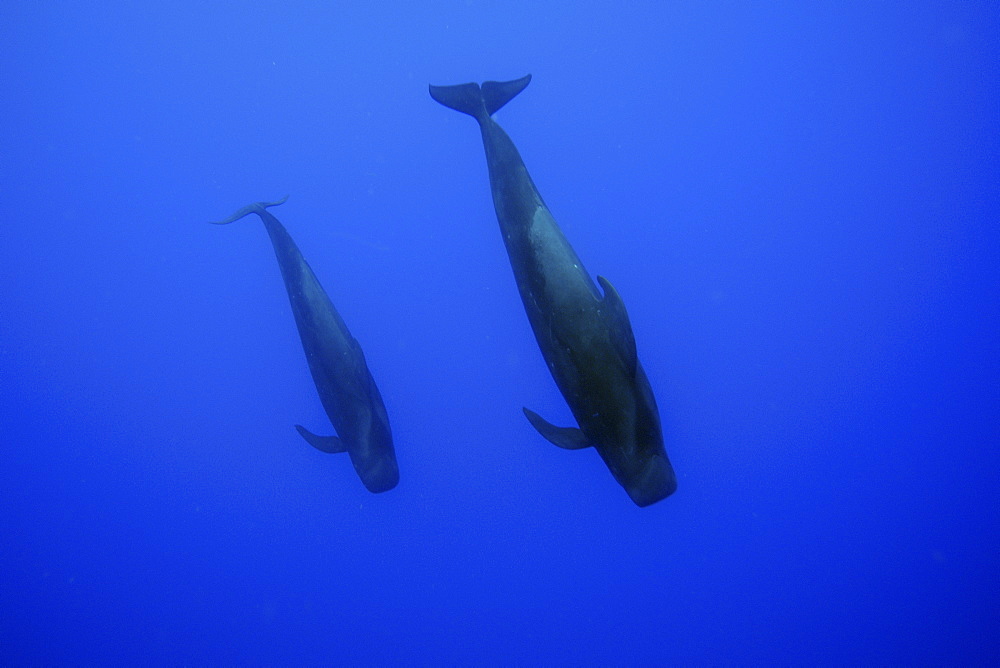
left=2, top=2, right=997, bottom=664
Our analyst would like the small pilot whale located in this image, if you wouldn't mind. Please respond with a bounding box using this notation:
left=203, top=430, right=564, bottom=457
left=430, top=75, right=676, bottom=506
left=212, top=197, right=398, bottom=493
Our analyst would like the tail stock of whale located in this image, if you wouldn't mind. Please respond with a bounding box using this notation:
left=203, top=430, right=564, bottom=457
left=429, top=74, right=532, bottom=121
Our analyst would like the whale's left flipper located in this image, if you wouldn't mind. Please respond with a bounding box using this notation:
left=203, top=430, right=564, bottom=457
left=523, top=408, right=593, bottom=450
left=295, top=424, right=347, bottom=454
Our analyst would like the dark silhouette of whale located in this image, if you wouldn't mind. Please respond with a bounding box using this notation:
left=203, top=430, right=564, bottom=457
left=430, top=75, right=676, bottom=506
left=212, top=197, right=398, bottom=493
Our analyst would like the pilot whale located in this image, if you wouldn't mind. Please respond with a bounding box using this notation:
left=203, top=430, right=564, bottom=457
left=430, top=75, right=676, bottom=506
left=212, top=197, right=398, bottom=493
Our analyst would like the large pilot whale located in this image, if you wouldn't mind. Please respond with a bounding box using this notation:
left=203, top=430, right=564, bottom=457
left=430, top=75, right=676, bottom=506
left=212, top=197, right=398, bottom=493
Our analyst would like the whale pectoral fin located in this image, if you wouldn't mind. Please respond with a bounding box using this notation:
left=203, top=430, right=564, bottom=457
left=295, top=425, right=346, bottom=454
left=597, top=275, right=638, bottom=377
left=523, top=408, right=592, bottom=450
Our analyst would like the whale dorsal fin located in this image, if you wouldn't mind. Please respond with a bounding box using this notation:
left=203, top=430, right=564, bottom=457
left=597, top=276, right=638, bottom=377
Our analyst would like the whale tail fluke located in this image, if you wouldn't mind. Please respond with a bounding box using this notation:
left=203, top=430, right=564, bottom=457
left=210, top=195, right=289, bottom=225
left=429, top=74, right=531, bottom=120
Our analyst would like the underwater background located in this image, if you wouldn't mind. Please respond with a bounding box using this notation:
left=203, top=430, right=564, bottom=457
left=2, top=2, right=997, bottom=664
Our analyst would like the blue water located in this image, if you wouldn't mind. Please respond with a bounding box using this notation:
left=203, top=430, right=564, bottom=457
left=2, top=2, right=997, bottom=664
